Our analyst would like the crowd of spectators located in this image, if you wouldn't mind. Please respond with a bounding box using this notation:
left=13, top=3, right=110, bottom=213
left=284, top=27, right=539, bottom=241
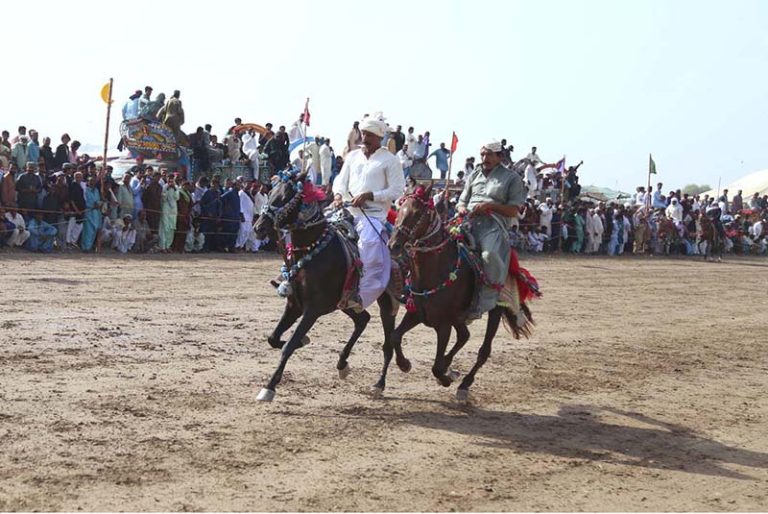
left=509, top=182, right=768, bottom=257
left=2, top=108, right=766, bottom=259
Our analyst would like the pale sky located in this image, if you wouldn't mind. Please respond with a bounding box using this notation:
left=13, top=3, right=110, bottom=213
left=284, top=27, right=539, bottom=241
left=4, top=0, right=767, bottom=192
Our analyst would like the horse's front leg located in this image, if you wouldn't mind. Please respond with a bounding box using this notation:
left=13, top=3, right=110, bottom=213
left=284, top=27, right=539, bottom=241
left=445, top=323, right=471, bottom=370
left=257, top=310, right=319, bottom=402
left=372, top=310, right=420, bottom=397
left=432, top=323, right=456, bottom=387
left=267, top=300, right=303, bottom=349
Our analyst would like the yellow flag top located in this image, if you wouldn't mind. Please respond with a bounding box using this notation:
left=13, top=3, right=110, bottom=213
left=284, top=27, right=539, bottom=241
left=100, top=82, right=113, bottom=104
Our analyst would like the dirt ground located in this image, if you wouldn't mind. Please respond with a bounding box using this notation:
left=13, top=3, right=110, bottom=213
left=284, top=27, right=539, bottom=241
left=0, top=252, right=767, bottom=512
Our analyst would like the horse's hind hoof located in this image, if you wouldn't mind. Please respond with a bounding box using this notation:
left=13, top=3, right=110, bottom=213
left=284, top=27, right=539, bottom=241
left=256, top=388, right=276, bottom=402
left=300, top=335, right=311, bottom=347
left=455, top=389, right=470, bottom=403
left=369, top=385, right=384, bottom=399
left=397, top=358, right=412, bottom=373
left=338, top=364, right=351, bottom=380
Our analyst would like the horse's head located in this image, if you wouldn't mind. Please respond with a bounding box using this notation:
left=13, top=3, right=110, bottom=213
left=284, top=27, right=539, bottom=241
left=389, top=183, right=435, bottom=255
left=254, top=170, right=308, bottom=239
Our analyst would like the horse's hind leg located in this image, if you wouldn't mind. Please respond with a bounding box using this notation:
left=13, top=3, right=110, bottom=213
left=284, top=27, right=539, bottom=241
left=378, top=294, right=412, bottom=373
left=267, top=301, right=303, bottom=349
left=445, top=323, right=470, bottom=371
left=337, top=309, right=371, bottom=379
left=456, top=306, right=503, bottom=402
left=257, top=311, right=319, bottom=402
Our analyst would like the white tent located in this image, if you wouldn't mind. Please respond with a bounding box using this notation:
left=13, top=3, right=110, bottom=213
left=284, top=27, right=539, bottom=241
left=703, top=169, right=768, bottom=198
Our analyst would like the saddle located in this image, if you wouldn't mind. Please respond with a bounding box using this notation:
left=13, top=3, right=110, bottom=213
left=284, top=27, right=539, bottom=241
left=329, top=206, right=409, bottom=314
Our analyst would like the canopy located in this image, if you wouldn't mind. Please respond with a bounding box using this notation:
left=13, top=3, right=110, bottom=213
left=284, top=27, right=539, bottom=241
left=703, top=169, right=768, bottom=198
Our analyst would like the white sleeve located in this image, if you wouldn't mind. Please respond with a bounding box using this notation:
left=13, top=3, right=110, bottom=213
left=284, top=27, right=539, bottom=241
left=372, top=156, right=405, bottom=203
left=332, top=156, right=352, bottom=200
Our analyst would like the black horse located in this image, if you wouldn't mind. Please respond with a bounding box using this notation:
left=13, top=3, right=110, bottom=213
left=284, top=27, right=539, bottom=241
left=253, top=172, right=411, bottom=401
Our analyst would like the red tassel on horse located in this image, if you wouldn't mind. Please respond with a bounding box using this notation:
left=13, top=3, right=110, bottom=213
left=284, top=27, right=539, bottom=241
left=508, top=249, right=541, bottom=303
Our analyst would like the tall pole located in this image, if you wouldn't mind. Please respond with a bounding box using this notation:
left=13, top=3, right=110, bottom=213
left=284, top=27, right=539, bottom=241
left=646, top=154, right=652, bottom=214
left=442, top=132, right=455, bottom=207
left=102, top=78, right=114, bottom=177
left=300, top=97, right=309, bottom=175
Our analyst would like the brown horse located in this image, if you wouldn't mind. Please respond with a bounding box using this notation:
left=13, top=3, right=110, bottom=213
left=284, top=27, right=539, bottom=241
left=253, top=171, right=408, bottom=401
left=383, top=184, right=536, bottom=402
left=697, top=212, right=722, bottom=261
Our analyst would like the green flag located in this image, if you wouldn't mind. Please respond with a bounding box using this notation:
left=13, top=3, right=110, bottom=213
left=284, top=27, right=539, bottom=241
left=649, top=154, right=657, bottom=175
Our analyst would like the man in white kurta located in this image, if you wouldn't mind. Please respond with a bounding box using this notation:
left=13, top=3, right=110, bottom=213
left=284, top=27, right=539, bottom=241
left=332, top=113, right=405, bottom=310
left=236, top=187, right=258, bottom=251
left=319, top=140, right=333, bottom=185
left=538, top=198, right=554, bottom=237
left=241, top=131, right=261, bottom=178
left=589, top=210, right=604, bottom=253
left=5, top=209, right=30, bottom=247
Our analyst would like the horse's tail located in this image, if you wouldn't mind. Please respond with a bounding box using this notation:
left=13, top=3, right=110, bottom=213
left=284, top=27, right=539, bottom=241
left=501, top=302, right=535, bottom=340
left=499, top=249, right=539, bottom=339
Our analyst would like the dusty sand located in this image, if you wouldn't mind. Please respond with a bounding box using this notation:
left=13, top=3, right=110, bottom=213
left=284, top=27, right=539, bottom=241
left=0, top=253, right=767, bottom=512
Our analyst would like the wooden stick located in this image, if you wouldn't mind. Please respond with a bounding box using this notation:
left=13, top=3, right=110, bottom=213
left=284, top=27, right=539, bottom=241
left=102, top=78, right=113, bottom=179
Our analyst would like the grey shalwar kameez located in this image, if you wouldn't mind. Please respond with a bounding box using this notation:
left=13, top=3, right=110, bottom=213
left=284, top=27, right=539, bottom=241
left=457, top=164, right=526, bottom=315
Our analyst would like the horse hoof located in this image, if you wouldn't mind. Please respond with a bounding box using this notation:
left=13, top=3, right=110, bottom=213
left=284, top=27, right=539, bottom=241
left=256, top=388, right=276, bottom=402
left=456, top=389, right=470, bottom=403
left=300, top=335, right=311, bottom=347
left=397, top=359, right=412, bottom=373
left=338, top=365, right=351, bottom=380
left=370, top=385, right=384, bottom=399
left=449, top=370, right=461, bottom=381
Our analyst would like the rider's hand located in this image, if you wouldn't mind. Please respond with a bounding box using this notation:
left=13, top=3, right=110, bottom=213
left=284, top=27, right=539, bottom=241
left=457, top=205, right=469, bottom=216
left=333, top=194, right=344, bottom=209
left=351, top=192, right=374, bottom=208
left=471, top=203, right=491, bottom=216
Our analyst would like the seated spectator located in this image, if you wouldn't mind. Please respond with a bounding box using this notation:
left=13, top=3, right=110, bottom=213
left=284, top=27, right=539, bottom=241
left=25, top=211, right=57, bottom=253
left=5, top=207, right=29, bottom=247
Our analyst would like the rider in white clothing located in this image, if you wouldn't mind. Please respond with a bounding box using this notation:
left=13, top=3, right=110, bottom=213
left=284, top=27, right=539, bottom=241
left=332, top=113, right=405, bottom=310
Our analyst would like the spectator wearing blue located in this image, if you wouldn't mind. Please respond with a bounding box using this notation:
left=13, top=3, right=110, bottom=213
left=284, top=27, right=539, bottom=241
left=651, top=182, right=666, bottom=210
left=428, top=142, right=451, bottom=179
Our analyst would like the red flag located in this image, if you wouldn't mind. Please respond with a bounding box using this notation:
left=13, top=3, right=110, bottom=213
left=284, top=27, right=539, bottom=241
left=450, top=132, right=458, bottom=153
left=303, top=98, right=310, bottom=126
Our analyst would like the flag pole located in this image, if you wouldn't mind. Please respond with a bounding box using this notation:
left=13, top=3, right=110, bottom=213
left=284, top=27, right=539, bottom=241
left=443, top=131, right=455, bottom=207
left=646, top=153, right=652, bottom=214
left=300, top=97, right=309, bottom=175
left=102, top=78, right=114, bottom=177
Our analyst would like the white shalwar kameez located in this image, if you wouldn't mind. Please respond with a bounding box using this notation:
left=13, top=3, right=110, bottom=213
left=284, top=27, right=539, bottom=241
left=319, top=144, right=332, bottom=185
left=236, top=190, right=260, bottom=252
left=5, top=212, right=30, bottom=247
left=332, top=147, right=405, bottom=309
left=241, top=133, right=261, bottom=178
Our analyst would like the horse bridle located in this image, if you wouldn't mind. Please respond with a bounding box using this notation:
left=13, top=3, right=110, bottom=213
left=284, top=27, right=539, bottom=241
left=260, top=171, right=323, bottom=231
left=395, top=192, right=447, bottom=253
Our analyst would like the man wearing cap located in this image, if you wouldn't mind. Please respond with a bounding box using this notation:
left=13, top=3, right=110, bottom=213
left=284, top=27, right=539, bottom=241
left=457, top=140, right=526, bottom=320
left=15, top=162, right=42, bottom=218
left=333, top=112, right=406, bottom=311
left=114, top=214, right=137, bottom=253
left=118, top=172, right=134, bottom=219
left=138, top=86, right=153, bottom=115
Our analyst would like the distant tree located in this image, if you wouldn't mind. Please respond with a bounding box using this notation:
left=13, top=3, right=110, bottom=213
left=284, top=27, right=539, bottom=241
left=682, top=183, right=711, bottom=195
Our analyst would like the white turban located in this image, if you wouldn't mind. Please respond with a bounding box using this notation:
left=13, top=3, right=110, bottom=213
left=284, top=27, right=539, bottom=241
left=482, top=139, right=503, bottom=153
left=359, top=111, right=387, bottom=138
